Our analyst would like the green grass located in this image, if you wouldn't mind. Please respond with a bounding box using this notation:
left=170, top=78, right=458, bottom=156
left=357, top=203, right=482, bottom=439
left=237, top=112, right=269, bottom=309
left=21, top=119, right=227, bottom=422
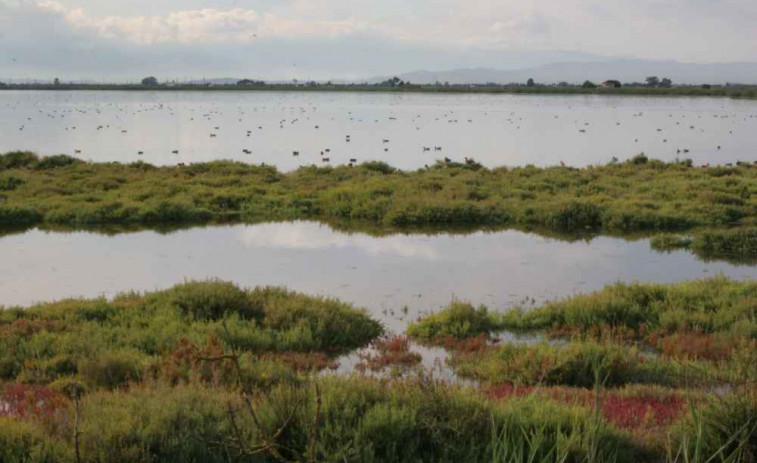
left=448, top=340, right=738, bottom=388
left=0, top=376, right=649, bottom=463
left=501, top=277, right=757, bottom=339
left=406, top=300, right=504, bottom=343
left=672, top=390, right=757, bottom=462
left=4, top=375, right=754, bottom=462
left=2, top=279, right=756, bottom=461
left=0, top=280, right=383, bottom=389
left=1, top=151, right=756, bottom=233
left=651, top=229, right=757, bottom=263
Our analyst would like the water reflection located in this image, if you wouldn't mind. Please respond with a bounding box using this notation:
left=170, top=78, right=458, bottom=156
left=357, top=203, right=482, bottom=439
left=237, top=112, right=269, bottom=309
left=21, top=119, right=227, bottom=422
left=239, top=222, right=440, bottom=259
left=2, top=91, right=756, bottom=169
left=0, top=221, right=754, bottom=333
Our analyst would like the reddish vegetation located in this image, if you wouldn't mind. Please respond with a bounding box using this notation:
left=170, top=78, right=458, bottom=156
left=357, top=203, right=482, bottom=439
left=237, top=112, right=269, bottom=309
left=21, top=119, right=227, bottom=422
left=356, top=336, right=422, bottom=373
left=0, top=318, right=58, bottom=337
left=653, top=332, right=736, bottom=361
left=440, top=333, right=490, bottom=354
left=488, top=384, right=686, bottom=431
left=601, top=394, right=685, bottom=430
left=159, top=336, right=235, bottom=385
left=0, top=383, right=67, bottom=419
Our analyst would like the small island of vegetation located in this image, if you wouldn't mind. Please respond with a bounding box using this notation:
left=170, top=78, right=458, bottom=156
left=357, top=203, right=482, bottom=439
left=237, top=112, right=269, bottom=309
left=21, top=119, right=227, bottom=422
left=3, top=150, right=756, bottom=261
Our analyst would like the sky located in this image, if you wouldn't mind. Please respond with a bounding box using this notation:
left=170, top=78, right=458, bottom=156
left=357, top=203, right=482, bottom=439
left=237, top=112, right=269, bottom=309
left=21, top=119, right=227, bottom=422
left=1, top=0, right=756, bottom=81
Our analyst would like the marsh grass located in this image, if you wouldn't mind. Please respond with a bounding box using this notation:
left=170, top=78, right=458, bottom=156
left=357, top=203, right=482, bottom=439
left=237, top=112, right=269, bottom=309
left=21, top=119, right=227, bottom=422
left=407, top=279, right=756, bottom=461
left=0, top=376, right=647, bottom=463
left=447, top=339, right=743, bottom=389
left=500, top=277, right=756, bottom=340
left=1, top=279, right=756, bottom=461
left=1, top=152, right=755, bottom=234
left=650, top=229, right=757, bottom=263
left=0, top=280, right=383, bottom=389
left=406, top=300, right=504, bottom=343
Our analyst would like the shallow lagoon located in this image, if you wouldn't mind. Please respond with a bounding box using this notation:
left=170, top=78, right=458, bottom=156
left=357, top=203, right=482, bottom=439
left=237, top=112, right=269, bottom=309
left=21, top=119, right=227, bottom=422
left=2, top=90, right=756, bottom=169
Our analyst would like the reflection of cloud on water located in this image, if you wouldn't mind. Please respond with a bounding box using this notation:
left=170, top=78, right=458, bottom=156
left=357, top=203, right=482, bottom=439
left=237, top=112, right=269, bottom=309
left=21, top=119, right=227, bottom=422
left=238, top=222, right=440, bottom=259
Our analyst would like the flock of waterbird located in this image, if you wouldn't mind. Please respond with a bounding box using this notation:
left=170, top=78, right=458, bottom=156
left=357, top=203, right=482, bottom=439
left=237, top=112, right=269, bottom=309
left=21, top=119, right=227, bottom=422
left=3, top=93, right=757, bottom=169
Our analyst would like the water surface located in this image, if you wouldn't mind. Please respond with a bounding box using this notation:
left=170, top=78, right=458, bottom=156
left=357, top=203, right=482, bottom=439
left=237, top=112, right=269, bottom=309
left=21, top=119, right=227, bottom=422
left=1, top=222, right=753, bottom=332
left=2, top=90, right=756, bottom=169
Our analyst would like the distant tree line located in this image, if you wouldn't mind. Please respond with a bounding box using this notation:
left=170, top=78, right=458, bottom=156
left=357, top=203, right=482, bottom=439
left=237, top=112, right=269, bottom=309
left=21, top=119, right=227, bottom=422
left=237, top=79, right=266, bottom=86
left=2, top=76, right=756, bottom=99
left=376, top=76, right=412, bottom=88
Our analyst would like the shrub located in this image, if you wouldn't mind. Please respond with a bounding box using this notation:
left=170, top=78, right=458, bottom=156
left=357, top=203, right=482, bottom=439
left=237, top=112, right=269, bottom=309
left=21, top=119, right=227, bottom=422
left=451, top=341, right=679, bottom=387
left=0, top=175, right=24, bottom=191
left=75, top=385, right=237, bottom=463
left=0, top=206, right=41, bottom=224
left=547, top=201, right=604, bottom=229
left=0, top=418, right=68, bottom=462
left=630, top=153, right=648, bottom=165
left=166, top=280, right=263, bottom=321
left=692, top=228, right=757, bottom=262
left=252, top=286, right=383, bottom=352
left=406, top=300, right=502, bottom=343
left=0, top=150, right=38, bottom=170
left=361, top=161, right=397, bottom=174
left=34, top=154, right=82, bottom=170
left=78, top=349, right=147, bottom=389
left=141, top=201, right=212, bottom=222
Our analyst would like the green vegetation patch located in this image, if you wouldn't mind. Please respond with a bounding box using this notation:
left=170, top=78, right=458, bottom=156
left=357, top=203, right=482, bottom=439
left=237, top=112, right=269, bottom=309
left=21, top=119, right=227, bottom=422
left=450, top=340, right=721, bottom=388
left=0, top=280, right=383, bottom=389
left=501, top=277, right=757, bottom=339
left=2, top=151, right=756, bottom=233
left=406, top=300, right=503, bottom=343
left=0, top=377, right=647, bottom=463
left=693, top=228, right=757, bottom=263
left=650, top=229, right=757, bottom=263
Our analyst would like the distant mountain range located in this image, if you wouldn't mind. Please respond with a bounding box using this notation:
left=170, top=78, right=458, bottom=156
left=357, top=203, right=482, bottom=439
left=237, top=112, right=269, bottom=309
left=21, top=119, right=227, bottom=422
left=6, top=59, right=757, bottom=87
left=374, top=60, right=757, bottom=85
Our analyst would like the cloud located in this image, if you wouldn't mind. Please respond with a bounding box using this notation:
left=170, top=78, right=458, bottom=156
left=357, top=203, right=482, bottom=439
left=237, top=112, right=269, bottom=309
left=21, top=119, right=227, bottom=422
left=1, top=0, right=756, bottom=79
left=32, top=1, right=377, bottom=45
left=239, top=222, right=440, bottom=259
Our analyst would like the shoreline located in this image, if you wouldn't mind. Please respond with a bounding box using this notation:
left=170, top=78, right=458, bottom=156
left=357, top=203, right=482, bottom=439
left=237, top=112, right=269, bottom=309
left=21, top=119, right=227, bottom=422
left=2, top=84, right=757, bottom=99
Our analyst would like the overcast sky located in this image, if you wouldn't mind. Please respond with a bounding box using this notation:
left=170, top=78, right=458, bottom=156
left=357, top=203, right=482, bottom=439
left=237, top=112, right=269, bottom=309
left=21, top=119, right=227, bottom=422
left=2, top=0, right=756, bottom=81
